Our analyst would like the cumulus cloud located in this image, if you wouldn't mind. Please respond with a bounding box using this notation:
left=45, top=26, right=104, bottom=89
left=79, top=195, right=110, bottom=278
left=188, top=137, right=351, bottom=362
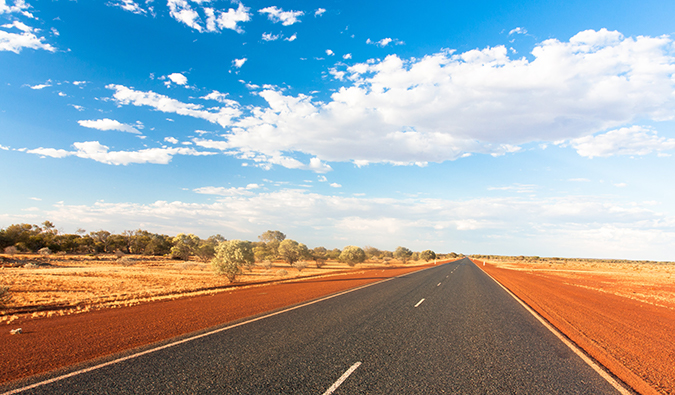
left=285, top=33, right=297, bottom=42
left=259, top=6, right=304, bottom=26
left=571, top=126, right=675, bottom=158
left=111, top=0, right=146, bottom=15
left=0, top=0, right=34, bottom=18
left=325, top=49, right=334, bottom=56
left=164, top=137, right=179, bottom=144
left=26, top=141, right=215, bottom=165
left=262, top=32, right=279, bottom=41
left=366, top=38, right=404, bottom=47
left=78, top=118, right=143, bottom=135
left=98, top=29, right=675, bottom=170
left=509, top=27, right=527, bottom=35
left=167, top=0, right=251, bottom=33
left=315, top=8, right=325, bottom=17
left=232, top=58, right=247, bottom=68
left=0, top=21, right=55, bottom=53
left=107, top=84, right=241, bottom=127
left=166, top=72, right=188, bottom=86
left=202, top=29, right=675, bottom=166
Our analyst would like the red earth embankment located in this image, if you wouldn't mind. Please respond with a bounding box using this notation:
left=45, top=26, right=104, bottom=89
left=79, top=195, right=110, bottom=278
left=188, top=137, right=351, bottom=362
left=1, top=264, right=435, bottom=386
left=474, top=259, right=675, bottom=395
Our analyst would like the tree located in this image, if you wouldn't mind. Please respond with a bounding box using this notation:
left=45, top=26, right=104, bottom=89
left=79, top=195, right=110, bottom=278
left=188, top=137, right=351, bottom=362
left=211, top=240, right=254, bottom=282
left=363, top=246, right=381, bottom=260
left=311, top=246, right=328, bottom=268
left=195, top=235, right=224, bottom=262
left=420, top=250, right=436, bottom=262
left=339, top=246, right=366, bottom=267
left=326, top=248, right=341, bottom=260
left=395, top=246, right=413, bottom=263
left=258, top=230, right=286, bottom=243
left=278, top=239, right=305, bottom=266
left=171, top=233, right=200, bottom=261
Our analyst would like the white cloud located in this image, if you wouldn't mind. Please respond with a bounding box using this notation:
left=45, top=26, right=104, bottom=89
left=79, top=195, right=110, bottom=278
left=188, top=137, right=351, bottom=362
left=325, top=49, right=334, bottom=56
left=262, top=32, right=279, bottom=41
left=509, top=27, right=527, bottom=35
left=30, top=82, right=51, bottom=89
left=107, top=84, right=242, bottom=128
left=259, top=6, right=304, bottom=26
left=343, top=53, right=352, bottom=60
left=614, top=183, right=627, bottom=187
left=164, top=137, right=179, bottom=144
left=167, top=72, right=188, bottom=86
left=167, top=0, right=251, bottom=33
left=26, top=147, right=71, bottom=158
left=315, top=8, right=325, bottom=17
left=26, top=141, right=215, bottom=165
left=232, top=57, right=247, bottom=68
left=571, top=126, right=675, bottom=158
left=111, top=0, right=146, bottom=15
left=0, top=0, right=34, bottom=18
left=194, top=183, right=260, bottom=196
left=330, top=182, right=341, bottom=188
left=78, top=118, right=143, bottom=135
left=204, top=29, right=675, bottom=167
left=285, top=33, right=297, bottom=42
left=366, top=38, right=403, bottom=47
left=201, top=90, right=238, bottom=106
left=0, top=23, right=56, bottom=53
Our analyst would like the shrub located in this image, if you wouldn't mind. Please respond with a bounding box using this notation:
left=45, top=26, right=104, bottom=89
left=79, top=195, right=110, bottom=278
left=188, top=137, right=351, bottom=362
left=0, top=285, right=11, bottom=308
left=339, top=246, right=366, bottom=266
left=3, top=246, right=17, bottom=256
left=276, top=269, right=288, bottom=277
left=38, top=247, right=51, bottom=256
left=211, top=240, right=254, bottom=282
left=293, top=260, right=308, bottom=272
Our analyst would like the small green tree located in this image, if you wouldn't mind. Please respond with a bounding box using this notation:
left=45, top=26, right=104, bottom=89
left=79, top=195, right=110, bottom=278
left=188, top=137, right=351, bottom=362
left=339, top=246, right=366, bottom=267
left=171, top=233, right=201, bottom=261
left=278, top=239, right=304, bottom=266
left=311, top=246, right=328, bottom=268
left=395, top=246, right=413, bottom=263
left=420, top=250, right=436, bottom=262
left=211, top=240, right=254, bottom=282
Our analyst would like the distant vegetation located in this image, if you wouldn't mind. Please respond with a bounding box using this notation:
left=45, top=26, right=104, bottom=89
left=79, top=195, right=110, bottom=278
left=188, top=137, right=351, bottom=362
left=0, top=222, right=453, bottom=283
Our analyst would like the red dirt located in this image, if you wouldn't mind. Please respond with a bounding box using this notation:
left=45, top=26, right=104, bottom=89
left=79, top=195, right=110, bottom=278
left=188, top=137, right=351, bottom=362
left=0, top=264, right=433, bottom=386
left=475, top=259, right=675, bottom=395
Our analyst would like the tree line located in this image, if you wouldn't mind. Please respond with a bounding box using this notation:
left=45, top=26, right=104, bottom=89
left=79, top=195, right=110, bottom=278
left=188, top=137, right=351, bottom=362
left=1, top=223, right=445, bottom=282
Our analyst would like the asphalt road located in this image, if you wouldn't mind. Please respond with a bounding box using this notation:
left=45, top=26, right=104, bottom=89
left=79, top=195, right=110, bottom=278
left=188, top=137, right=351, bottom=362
left=5, top=258, right=624, bottom=394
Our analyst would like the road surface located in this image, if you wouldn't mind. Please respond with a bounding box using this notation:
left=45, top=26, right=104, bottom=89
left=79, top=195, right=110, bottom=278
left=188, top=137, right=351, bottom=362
left=3, top=258, right=625, bottom=394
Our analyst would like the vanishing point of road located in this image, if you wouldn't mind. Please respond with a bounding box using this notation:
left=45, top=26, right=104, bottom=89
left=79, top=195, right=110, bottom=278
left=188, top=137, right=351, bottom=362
left=4, top=258, right=626, bottom=394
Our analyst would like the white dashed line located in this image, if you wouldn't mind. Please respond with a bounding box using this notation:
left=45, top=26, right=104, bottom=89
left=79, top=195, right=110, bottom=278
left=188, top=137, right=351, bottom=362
left=322, top=362, right=362, bottom=395
left=414, top=298, right=425, bottom=308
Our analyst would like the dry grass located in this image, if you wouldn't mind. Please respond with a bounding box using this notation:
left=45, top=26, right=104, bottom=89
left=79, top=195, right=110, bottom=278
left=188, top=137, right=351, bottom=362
left=0, top=253, right=429, bottom=323
left=476, top=255, right=675, bottom=310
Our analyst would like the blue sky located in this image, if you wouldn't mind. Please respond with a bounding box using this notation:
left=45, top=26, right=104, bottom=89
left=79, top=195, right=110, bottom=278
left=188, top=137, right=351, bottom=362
left=2, top=0, right=675, bottom=260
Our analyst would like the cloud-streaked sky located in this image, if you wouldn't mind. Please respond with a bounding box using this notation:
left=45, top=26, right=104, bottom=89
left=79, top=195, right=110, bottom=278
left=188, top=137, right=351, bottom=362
left=2, top=0, right=675, bottom=260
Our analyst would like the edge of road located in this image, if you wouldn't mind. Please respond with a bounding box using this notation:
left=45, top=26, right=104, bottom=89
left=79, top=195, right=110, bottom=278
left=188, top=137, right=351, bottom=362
left=469, top=258, right=636, bottom=395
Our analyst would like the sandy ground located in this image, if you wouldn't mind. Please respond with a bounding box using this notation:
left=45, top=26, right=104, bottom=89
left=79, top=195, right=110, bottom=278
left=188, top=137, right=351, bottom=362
left=475, top=257, right=675, bottom=395
left=0, top=254, right=421, bottom=323
left=0, top=254, right=438, bottom=386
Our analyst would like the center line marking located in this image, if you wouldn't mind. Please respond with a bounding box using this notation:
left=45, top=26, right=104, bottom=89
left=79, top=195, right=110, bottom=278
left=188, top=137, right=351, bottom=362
left=414, top=298, right=425, bottom=307
left=322, top=362, right=362, bottom=395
